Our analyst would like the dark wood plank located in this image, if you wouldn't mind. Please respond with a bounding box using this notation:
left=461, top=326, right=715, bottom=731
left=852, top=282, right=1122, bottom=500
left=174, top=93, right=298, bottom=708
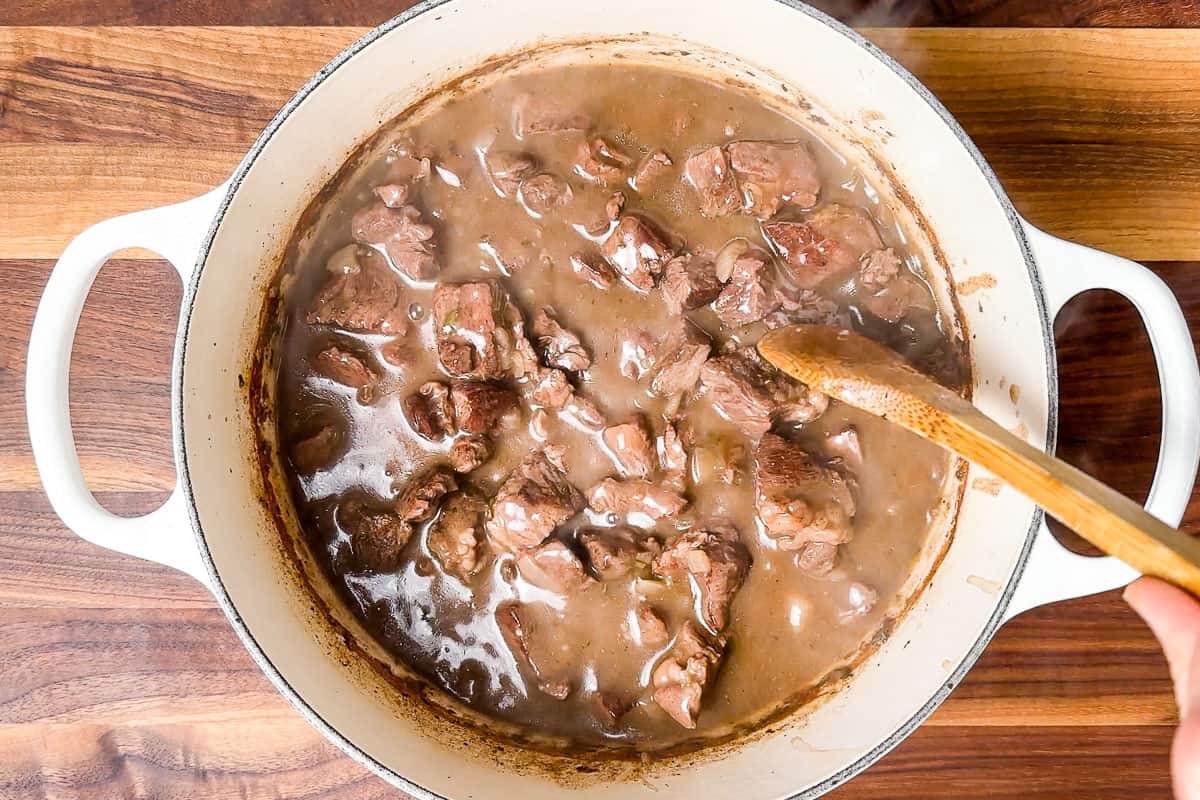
left=2, top=0, right=1198, bottom=28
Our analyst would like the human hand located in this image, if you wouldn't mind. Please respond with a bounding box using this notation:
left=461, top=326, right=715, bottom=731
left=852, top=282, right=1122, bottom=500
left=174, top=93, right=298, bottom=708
left=1125, top=577, right=1200, bottom=799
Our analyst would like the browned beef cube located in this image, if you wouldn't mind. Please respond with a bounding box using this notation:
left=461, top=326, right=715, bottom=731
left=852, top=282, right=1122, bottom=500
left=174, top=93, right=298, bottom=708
left=484, top=150, right=536, bottom=197
left=313, top=344, right=377, bottom=404
left=653, top=525, right=749, bottom=633
left=602, top=416, right=655, bottom=478
left=567, top=250, right=617, bottom=290
left=859, top=273, right=936, bottom=323
left=516, top=540, right=591, bottom=594
left=651, top=623, right=725, bottom=729
left=661, top=253, right=724, bottom=315
left=449, top=381, right=517, bottom=434
left=403, top=381, right=456, bottom=441
left=432, top=282, right=505, bottom=379
left=763, top=204, right=884, bottom=289
left=513, top=94, right=591, bottom=138
left=586, top=478, right=686, bottom=520
left=858, top=247, right=902, bottom=292
left=601, top=216, right=673, bottom=292
left=578, top=527, right=645, bottom=580
left=698, top=352, right=776, bottom=437
left=726, top=140, right=820, bottom=219
left=796, top=540, right=838, bottom=576
left=531, top=309, right=591, bottom=372
left=448, top=435, right=491, bottom=474
left=683, top=146, right=741, bottom=217
left=574, top=136, right=633, bottom=185
left=529, top=367, right=574, bottom=410
left=635, top=605, right=669, bottom=647
left=290, top=423, right=344, bottom=474
left=485, top=450, right=585, bottom=552
left=373, top=183, right=409, bottom=208
left=648, top=321, right=711, bottom=397
left=307, top=247, right=407, bottom=334
left=712, top=248, right=776, bottom=328
left=630, top=149, right=673, bottom=193
left=564, top=394, right=606, bottom=431
left=394, top=466, right=458, bottom=523
left=427, top=492, right=486, bottom=578
left=519, top=173, right=574, bottom=216
left=754, top=432, right=855, bottom=550
left=338, top=499, right=412, bottom=573
left=350, top=201, right=439, bottom=281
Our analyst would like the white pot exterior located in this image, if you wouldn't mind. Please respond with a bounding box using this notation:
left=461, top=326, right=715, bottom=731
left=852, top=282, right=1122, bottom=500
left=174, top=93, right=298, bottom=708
left=25, top=2, right=1200, bottom=798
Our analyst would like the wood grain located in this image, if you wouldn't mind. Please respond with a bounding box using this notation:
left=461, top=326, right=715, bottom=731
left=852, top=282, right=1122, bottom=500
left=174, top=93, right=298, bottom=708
left=2, top=15, right=1199, bottom=800
left=1, top=0, right=1197, bottom=28
left=7, top=28, right=1200, bottom=259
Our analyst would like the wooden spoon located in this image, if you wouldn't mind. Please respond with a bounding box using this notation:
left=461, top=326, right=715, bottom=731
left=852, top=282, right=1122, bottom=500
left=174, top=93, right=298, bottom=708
left=758, top=324, right=1200, bottom=594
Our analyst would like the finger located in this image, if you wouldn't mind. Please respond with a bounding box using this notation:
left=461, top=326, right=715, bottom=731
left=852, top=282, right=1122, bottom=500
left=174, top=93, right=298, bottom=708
left=1174, top=714, right=1200, bottom=800
left=1124, top=577, right=1200, bottom=715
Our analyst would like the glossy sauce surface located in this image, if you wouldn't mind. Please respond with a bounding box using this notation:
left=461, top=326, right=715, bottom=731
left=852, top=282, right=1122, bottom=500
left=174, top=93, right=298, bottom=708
left=272, top=64, right=963, bottom=751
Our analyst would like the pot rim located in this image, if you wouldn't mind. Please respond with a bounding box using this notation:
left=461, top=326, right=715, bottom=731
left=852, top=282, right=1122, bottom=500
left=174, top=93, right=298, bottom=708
left=173, top=1, right=1058, bottom=797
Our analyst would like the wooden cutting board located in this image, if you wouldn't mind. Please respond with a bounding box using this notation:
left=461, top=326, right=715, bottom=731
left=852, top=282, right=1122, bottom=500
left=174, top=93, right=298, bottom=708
left=1, top=23, right=1198, bottom=800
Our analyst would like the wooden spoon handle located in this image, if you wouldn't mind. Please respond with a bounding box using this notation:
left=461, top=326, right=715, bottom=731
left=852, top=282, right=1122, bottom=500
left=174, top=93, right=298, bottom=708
left=760, top=326, right=1200, bottom=594
left=938, top=398, right=1200, bottom=595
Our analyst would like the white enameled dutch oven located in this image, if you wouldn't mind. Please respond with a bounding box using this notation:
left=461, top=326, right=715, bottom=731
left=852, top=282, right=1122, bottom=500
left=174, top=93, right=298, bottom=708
left=25, top=1, right=1200, bottom=797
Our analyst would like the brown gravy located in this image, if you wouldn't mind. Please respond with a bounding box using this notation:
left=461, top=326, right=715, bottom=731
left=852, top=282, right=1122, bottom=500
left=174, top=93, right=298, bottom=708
left=267, top=63, right=964, bottom=753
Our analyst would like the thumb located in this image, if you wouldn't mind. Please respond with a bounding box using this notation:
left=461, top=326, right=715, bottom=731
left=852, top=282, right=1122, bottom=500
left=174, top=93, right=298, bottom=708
left=1124, top=577, right=1200, bottom=716
left=1124, top=577, right=1200, bottom=800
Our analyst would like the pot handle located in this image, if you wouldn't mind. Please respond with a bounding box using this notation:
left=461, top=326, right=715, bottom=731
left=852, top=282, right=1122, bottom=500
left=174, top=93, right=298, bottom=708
left=1003, top=221, right=1200, bottom=621
left=25, top=185, right=228, bottom=591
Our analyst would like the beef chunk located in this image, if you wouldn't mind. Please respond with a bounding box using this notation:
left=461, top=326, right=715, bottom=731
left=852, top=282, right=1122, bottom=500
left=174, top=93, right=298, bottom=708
left=683, top=146, right=741, bottom=217
left=403, top=381, right=456, bottom=441
left=657, top=421, right=690, bottom=480
left=307, top=247, right=407, bottom=334
left=450, top=380, right=517, bottom=434
left=605, top=191, right=625, bottom=221
left=635, top=605, right=670, bottom=647
left=619, top=329, right=658, bottom=380
left=513, top=95, right=591, bottom=138
left=532, top=309, right=591, bottom=371
left=711, top=248, right=776, bottom=328
left=699, top=352, right=776, bottom=437
left=765, top=285, right=850, bottom=330
left=519, top=173, right=574, bottom=216
left=754, top=433, right=855, bottom=550
left=500, top=303, right=542, bottom=379
left=796, top=540, right=838, bottom=576
left=726, top=140, right=820, bottom=218
left=350, top=202, right=439, bottom=281
left=859, top=247, right=902, bottom=292
left=484, top=150, right=536, bottom=197
left=630, top=149, right=673, bottom=192
left=661, top=253, right=724, bottom=315
left=651, top=623, right=725, bottom=729
left=579, top=527, right=659, bottom=581
left=529, top=367, right=573, bottom=410
left=338, top=499, right=412, bottom=573
left=516, top=540, right=591, bottom=593
left=567, top=250, right=617, bottom=290
left=486, top=450, right=585, bottom=552
left=433, top=282, right=506, bottom=379
left=648, top=321, right=711, bottom=397
left=859, top=273, right=936, bottom=323
left=395, top=466, right=458, bottom=524
left=449, top=435, right=491, bottom=473
left=564, top=394, right=606, bottom=431
left=653, top=525, right=749, bottom=633
left=291, top=424, right=344, bottom=473
left=601, top=216, right=673, bottom=292
left=373, top=183, right=409, bottom=208
left=586, top=478, right=687, bottom=520
left=427, top=493, right=486, bottom=577
left=763, top=204, right=884, bottom=289
left=602, top=416, right=655, bottom=478
left=313, top=345, right=377, bottom=403
left=574, top=136, right=633, bottom=185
